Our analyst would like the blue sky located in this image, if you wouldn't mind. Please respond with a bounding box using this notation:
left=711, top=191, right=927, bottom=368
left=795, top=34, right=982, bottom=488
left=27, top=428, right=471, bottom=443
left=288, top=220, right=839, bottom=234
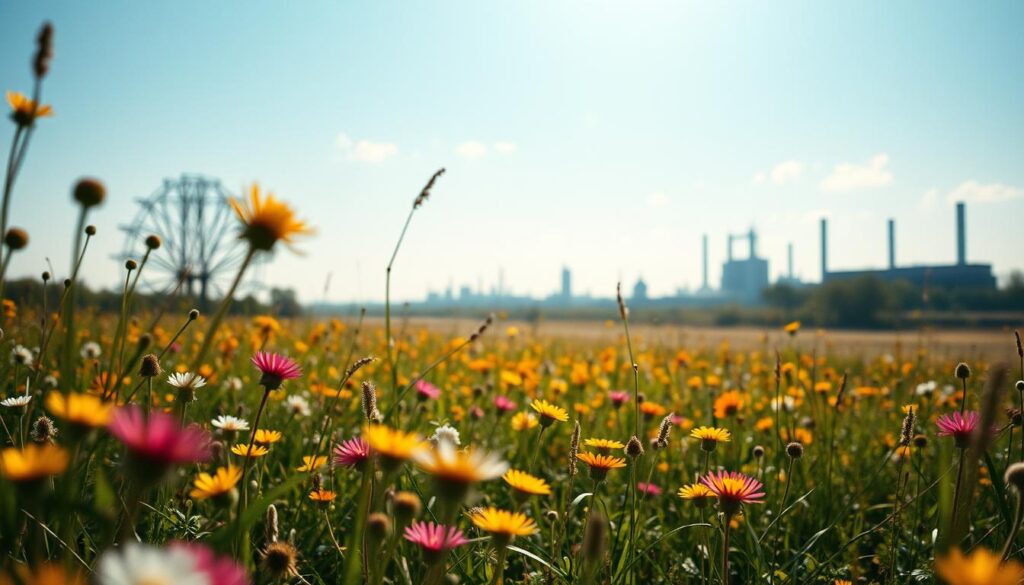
left=1, top=1, right=1022, bottom=303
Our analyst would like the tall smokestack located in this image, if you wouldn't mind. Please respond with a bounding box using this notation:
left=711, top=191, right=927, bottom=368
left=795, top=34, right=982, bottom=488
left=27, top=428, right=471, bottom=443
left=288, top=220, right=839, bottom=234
left=787, top=242, right=794, bottom=279
left=702, top=234, right=709, bottom=289
left=887, top=218, right=895, bottom=270
left=749, top=229, right=757, bottom=258
left=820, top=218, right=828, bottom=281
left=956, top=201, right=966, bottom=265
left=727, top=234, right=733, bottom=262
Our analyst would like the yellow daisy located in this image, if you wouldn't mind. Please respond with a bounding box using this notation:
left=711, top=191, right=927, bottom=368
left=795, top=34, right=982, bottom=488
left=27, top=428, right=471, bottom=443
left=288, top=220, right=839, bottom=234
left=296, top=455, right=327, bottom=472
left=190, top=465, right=242, bottom=500
left=690, top=426, right=731, bottom=451
left=45, top=391, right=113, bottom=428
left=0, top=444, right=69, bottom=482
left=231, top=443, right=269, bottom=458
left=470, top=506, right=537, bottom=544
left=364, top=424, right=426, bottom=470
left=529, top=399, right=568, bottom=426
left=229, top=183, right=313, bottom=251
left=577, top=451, right=627, bottom=481
left=503, top=469, right=551, bottom=496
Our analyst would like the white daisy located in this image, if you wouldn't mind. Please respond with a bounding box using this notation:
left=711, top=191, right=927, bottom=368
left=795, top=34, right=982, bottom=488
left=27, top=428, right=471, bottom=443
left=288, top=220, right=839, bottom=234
left=0, top=394, right=31, bottom=408
left=285, top=395, right=311, bottom=417
left=225, top=377, right=243, bottom=392
left=96, top=542, right=209, bottom=585
left=211, top=415, right=250, bottom=432
left=9, top=345, right=32, bottom=367
left=80, top=341, right=102, bottom=360
left=430, top=423, right=461, bottom=447
left=167, top=372, right=208, bottom=390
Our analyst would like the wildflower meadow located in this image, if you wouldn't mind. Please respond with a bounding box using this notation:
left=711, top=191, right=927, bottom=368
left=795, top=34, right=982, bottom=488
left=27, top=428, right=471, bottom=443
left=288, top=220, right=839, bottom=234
left=3, top=18, right=1024, bottom=585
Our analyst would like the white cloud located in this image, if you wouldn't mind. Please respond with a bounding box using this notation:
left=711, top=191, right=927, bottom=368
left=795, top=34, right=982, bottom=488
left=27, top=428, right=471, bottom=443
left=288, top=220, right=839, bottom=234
left=645, top=191, right=669, bottom=208
left=769, top=160, right=803, bottom=184
left=335, top=132, right=398, bottom=163
left=493, top=141, right=518, bottom=154
left=947, top=180, right=1024, bottom=204
left=819, top=153, right=893, bottom=191
left=456, top=140, right=487, bottom=159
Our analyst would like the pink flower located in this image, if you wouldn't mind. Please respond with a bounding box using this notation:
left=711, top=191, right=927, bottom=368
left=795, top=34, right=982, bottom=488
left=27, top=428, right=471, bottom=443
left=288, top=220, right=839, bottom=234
left=609, top=390, right=630, bottom=408
left=171, top=542, right=249, bottom=585
left=251, top=351, right=302, bottom=390
left=414, top=379, right=441, bottom=401
left=333, top=437, right=370, bottom=469
left=109, top=407, right=211, bottom=470
left=937, top=411, right=979, bottom=448
left=700, top=470, right=765, bottom=515
left=637, top=482, right=662, bottom=497
left=494, top=395, right=517, bottom=414
left=404, top=521, right=468, bottom=561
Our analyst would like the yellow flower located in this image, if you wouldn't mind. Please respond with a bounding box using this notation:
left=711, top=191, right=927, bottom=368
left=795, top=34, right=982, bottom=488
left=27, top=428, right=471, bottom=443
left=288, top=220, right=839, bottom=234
left=678, top=483, right=716, bottom=508
left=713, top=391, right=744, bottom=419
left=229, top=183, right=313, bottom=251
left=470, top=506, right=537, bottom=541
left=584, top=438, right=625, bottom=454
left=0, top=564, right=85, bottom=585
left=577, top=451, right=627, bottom=481
left=503, top=469, right=551, bottom=496
left=934, top=547, right=1024, bottom=585
left=0, top=444, right=69, bottom=482
left=45, top=391, right=113, bottom=428
left=691, top=426, right=732, bottom=451
left=190, top=465, right=242, bottom=500
left=530, top=399, right=568, bottom=426
left=296, top=455, right=327, bottom=472
left=231, top=443, right=269, bottom=458
left=511, top=412, right=538, bottom=431
left=784, top=321, right=800, bottom=335
left=7, top=91, right=53, bottom=126
left=309, top=488, right=337, bottom=504
left=415, top=442, right=507, bottom=490
left=254, top=429, right=283, bottom=444
left=364, top=424, right=426, bottom=470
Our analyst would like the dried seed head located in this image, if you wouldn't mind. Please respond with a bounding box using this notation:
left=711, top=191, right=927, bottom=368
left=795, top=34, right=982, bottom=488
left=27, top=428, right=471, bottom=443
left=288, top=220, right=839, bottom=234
left=912, top=434, right=928, bottom=448
left=774, top=351, right=781, bottom=383
left=29, top=416, right=57, bottom=443
left=616, top=282, right=628, bottom=320
left=346, top=356, right=376, bottom=379
left=899, top=407, right=916, bottom=447
left=834, top=373, right=848, bottom=411
left=654, top=413, right=673, bottom=450
left=4, top=228, right=29, bottom=250
left=311, top=473, right=322, bottom=492
left=786, top=441, right=804, bottom=459
left=73, top=178, right=106, bottom=208
left=265, top=504, right=280, bottom=543
left=260, top=541, right=299, bottom=579
left=361, top=381, right=380, bottom=422
left=367, top=513, right=392, bottom=541
left=136, top=333, right=152, bottom=351
left=1016, top=380, right=1024, bottom=393
left=568, top=420, right=581, bottom=477
left=145, top=234, right=162, bottom=249
left=393, top=491, right=422, bottom=524
left=625, top=435, right=644, bottom=458
left=85, top=225, right=97, bottom=236
left=125, top=259, right=137, bottom=271
left=752, top=445, right=765, bottom=459
left=414, top=168, right=445, bottom=208
left=139, top=354, right=161, bottom=377
left=1016, top=330, right=1023, bottom=358
left=41, top=271, right=50, bottom=281
left=33, top=22, right=54, bottom=78
left=955, top=362, right=971, bottom=380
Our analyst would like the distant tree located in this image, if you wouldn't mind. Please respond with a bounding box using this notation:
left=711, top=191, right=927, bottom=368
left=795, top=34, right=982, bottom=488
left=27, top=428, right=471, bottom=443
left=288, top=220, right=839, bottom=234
left=270, top=287, right=303, bottom=317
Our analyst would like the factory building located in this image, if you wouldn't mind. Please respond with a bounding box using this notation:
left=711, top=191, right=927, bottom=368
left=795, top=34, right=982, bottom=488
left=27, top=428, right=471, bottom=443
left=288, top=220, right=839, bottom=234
left=720, top=229, right=770, bottom=302
left=820, top=202, right=996, bottom=290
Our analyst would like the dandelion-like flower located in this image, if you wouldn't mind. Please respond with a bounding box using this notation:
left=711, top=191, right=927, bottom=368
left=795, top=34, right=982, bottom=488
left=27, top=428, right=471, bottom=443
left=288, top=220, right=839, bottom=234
left=308, top=488, right=336, bottom=504
left=691, top=426, right=732, bottom=452
left=7, top=91, right=52, bottom=127
left=230, top=183, right=313, bottom=252
left=470, top=506, right=537, bottom=545
left=936, top=411, right=979, bottom=449
left=296, top=455, right=327, bottom=472
left=503, top=469, right=552, bottom=497
left=414, top=442, right=508, bottom=500
left=530, top=399, right=568, bottom=426
left=253, top=429, right=283, bottom=444
left=577, top=452, right=627, bottom=481
left=713, top=390, right=744, bottom=419
left=678, top=483, right=716, bottom=508
left=46, top=391, right=113, bottom=429
left=935, top=546, right=1024, bottom=585
left=167, top=372, right=207, bottom=390
left=404, top=521, right=469, bottom=561
left=109, top=407, right=211, bottom=473
left=0, top=444, right=69, bottom=483
left=583, top=438, right=624, bottom=454
left=364, top=424, right=426, bottom=471
left=511, top=412, right=538, bottom=431
left=251, top=351, right=302, bottom=391
left=231, top=443, right=269, bottom=458
left=700, top=470, right=765, bottom=516
left=333, top=437, right=371, bottom=469
left=190, top=465, right=242, bottom=501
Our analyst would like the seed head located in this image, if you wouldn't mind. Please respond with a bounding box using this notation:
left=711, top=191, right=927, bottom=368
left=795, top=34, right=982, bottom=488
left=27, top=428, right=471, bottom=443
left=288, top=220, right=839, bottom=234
left=1016, top=330, right=1023, bottom=358
left=33, top=22, right=54, bottom=78
left=654, top=413, right=673, bottom=450
left=955, top=362, right=971, bottom=380
left=625, top=435, right=644, bottom=458
left=73, top=178, right=106, bottom=208
left=139, top=354, right=161, bottom=378
left=899, top=407, right=916, bottom=447
left=786, top=441, right=804, bottom=459
left=84, top=225, right=96, bottom=236
left=3, top=228, right=29, bottom=250
left=367, top=513, right=392, bottom=541
left=125, top=259, right=137, bottom=271
left=1016, top=380, right=1024, bottom=393
left=752, top=445, right=765, bottom=459
left=29, top=416, right=57, bottom=444
left=265, top=504, right=279, bottom=543
left=260, top=541, right=298, bottom=579
left=568, top=420, right=581, bottom=477
left=393, top=491, right=422, bottom=524
left=361, top=381, right=380, bottom=422
left=1006, top=462, right=1024, bottom=493
left=413, top=168, right=445, bottom=208
left=145, top=234, right=162, bottom=249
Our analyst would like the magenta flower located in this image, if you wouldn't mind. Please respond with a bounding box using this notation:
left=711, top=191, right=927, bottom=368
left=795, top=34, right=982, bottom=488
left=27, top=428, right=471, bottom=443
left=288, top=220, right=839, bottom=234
left=251, top=351, right=302, bottom=390
left=404, top=521, right=468, bottom=561
left=494, top=395, right=517, bottom=414
left=936, top=411, right=979, bottom=448
left=609, top=390, right=630, bottom=408
left=333, top=437, right=371, bottom=469
left=637, top=482, right=662, bottom=497
left=414, top=379, right=441, bottom=401
left=171, top=542, right=249, bottom=585
left=700, top=470, right=766, bottom=515
left=109, top=406, right=211, bottom=471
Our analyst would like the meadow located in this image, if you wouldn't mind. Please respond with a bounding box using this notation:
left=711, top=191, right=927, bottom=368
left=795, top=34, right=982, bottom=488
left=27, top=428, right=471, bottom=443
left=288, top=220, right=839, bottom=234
left=5, top=20, right=1024, bottom=585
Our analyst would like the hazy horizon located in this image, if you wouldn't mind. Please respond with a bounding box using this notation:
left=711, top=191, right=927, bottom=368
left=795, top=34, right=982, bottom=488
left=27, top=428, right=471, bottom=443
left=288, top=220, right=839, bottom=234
left=2, top=1, right=1023, bottom=304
